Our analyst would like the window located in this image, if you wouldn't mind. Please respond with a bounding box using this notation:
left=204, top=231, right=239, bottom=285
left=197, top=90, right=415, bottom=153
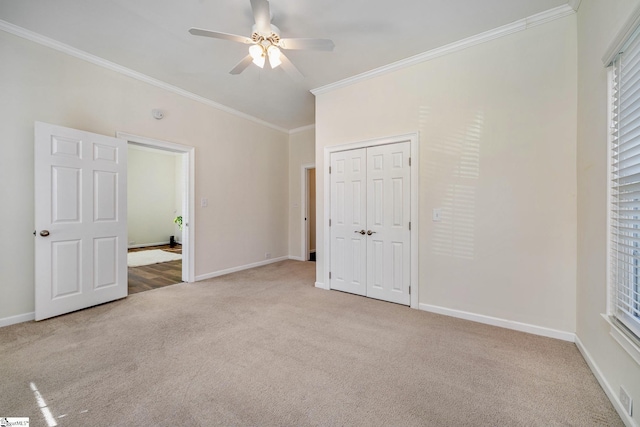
left=610, top=25, right=640, bottom=341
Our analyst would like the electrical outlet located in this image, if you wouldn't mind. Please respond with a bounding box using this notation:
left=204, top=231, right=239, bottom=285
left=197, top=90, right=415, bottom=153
left=265, top=253, right=271, bottom=259
left=620, top=386, right=633, bottom=416
left=201, top=198, right=208, bottom=208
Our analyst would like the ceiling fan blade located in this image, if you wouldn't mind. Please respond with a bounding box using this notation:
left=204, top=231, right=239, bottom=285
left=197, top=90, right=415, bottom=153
left=279, top=38, right=335, bottom=51
left=250, top=0, right=271, bottom=34
left=279, top=53, right=304, bottom=81
left=189, top=28, right=251, bottom=44
left=230, top=55, right=254, bottom=75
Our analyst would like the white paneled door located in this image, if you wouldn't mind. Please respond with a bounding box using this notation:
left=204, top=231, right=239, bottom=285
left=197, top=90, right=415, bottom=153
left=35, top=122, right=127, bottom=321
left=330, top=148, right=368, bottom=296
left=330, top=142, right=411, bottom=305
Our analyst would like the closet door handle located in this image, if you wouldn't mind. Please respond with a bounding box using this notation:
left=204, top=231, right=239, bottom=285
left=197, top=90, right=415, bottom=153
left=354, top=230, right=366, bottom=235
left=367, top=230, right=376, bottom=235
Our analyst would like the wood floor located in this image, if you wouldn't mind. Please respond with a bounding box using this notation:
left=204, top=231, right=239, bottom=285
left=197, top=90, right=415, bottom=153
left=128, top=244, right=183, bottom=295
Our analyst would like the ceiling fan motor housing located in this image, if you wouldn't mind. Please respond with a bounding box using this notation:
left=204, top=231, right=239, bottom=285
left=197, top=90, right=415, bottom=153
left=251, top=24, right=280, bottom=46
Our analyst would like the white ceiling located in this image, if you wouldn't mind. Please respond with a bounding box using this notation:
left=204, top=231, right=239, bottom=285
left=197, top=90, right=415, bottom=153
left=0, top=0, right=569, bottom=131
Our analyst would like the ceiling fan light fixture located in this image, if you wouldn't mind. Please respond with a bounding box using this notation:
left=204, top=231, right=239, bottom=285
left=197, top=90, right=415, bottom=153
left=252, top=55, right=265, bottom=68
left=189, top=0, right=333, bottom=78
left=249, top=44, right=265, bottom=68
left=267, top=45, right=282, bottom=68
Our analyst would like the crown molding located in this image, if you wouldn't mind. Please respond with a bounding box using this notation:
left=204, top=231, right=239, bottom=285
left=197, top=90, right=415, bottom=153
left=602, top=2, right=640, bottom=66
left=568, top=0, right=582, bottom=12
left=311, top=4, right=576, bottom=96
left=289, top=124, right=315, bottom=135
left=0, top=19, right=289, bottom=134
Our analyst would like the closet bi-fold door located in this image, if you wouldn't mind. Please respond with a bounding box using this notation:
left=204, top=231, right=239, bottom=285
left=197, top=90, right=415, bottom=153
left=330, top=142, right=411, bottom=305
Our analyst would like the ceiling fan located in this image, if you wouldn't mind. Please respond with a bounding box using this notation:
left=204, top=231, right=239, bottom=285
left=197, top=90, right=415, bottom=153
left=189, top=0, right=334, bottom=80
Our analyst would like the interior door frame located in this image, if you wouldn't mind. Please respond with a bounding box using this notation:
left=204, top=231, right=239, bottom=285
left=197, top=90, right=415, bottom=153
left=116, top=132, right=195, bottom=283
left=301, top=163, right=315, bottom=261
left=322, top=132, right=419, bottom=309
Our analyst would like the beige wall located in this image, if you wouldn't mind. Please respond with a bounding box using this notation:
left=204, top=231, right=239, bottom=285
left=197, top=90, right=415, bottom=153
left=576, top=0, right=640, bottom=424
left=288, top=128, right=315, bottom=259
left=315, top=16, right=578, bottom=333
left=0, top=30, right=289, bottom=319
left=127, top=145, right=180, bottom=247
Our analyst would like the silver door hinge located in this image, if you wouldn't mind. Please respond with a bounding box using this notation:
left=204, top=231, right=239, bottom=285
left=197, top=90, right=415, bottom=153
left=409, top=286, right=411, bottom=295
left=329, top=272, right=332, bottom=279
left=329, top=219, right=332, bottom=226
left=329, top=166, right=332, bottom=174
left=409, top=157, right=411, bottom=166
left=409, top=221, right=411, bottom=231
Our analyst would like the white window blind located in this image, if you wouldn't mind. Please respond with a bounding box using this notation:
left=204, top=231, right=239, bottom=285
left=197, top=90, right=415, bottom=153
left=611, top=26, right=640, bottom=340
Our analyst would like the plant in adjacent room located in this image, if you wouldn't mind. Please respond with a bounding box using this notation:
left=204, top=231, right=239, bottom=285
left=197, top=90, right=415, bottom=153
left=174, top=215, right=183, bottom=230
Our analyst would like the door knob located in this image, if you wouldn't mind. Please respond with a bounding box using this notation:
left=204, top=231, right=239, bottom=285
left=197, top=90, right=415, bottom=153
left=354, top=230, right=366, bottom=235
left=367, top=230, right=376, bottom=235
left=39, top=230, right=50, bottom=237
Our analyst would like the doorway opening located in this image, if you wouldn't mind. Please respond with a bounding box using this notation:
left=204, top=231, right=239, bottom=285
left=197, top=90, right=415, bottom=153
left=301, top=164, right=316, bottom=262
left=126, top=144, right=184, bottom=294
left=117, top=132, right=195, bottom=294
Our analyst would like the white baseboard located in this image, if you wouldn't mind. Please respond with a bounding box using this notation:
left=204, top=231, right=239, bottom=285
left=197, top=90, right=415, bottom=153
left=419, top=303, right=576, bottom=342
left=289, top=256, right=305, bottom=262
left=195, top=256, right=289, bottom=281
left=128, top=241, right=171, bottom=249
left=315, top=282, right=328, bottom=290
left=0, top=312, right=35, bottom=328
left=575, top=336, right=638, bottom=427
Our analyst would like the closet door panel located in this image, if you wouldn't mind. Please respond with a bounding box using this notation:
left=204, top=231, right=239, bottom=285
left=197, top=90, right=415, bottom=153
left=330, top=148, right=367, bottom=296
left=366, top=142, right=411, bottom=305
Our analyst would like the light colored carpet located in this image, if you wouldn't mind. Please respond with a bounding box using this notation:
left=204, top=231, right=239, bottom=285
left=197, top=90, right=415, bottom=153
left=127, top=249, right=182, bottom=267
left=0, top=260, right=622, bottom=426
